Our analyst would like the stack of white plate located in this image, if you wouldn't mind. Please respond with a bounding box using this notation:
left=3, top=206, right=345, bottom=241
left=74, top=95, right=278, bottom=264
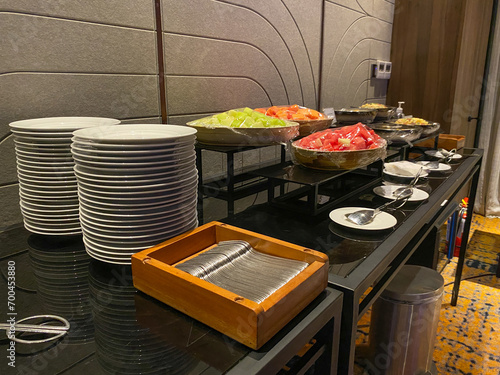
left=10, top=117, right=121, bottom=235
left=71, top=124, right=198, bottom=265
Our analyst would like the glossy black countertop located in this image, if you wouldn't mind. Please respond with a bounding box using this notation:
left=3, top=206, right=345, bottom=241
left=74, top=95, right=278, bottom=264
left=0, top=148, right=482, bottom=375
left=0, top=227, right=342, bottom=375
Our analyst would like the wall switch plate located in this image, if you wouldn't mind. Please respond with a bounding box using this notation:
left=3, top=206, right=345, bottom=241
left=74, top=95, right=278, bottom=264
left=372, top=60, right=391, bottom=79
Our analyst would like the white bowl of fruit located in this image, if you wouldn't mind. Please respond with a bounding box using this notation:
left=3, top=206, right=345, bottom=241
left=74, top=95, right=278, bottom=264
left=187, top=108, right=299, bottom=146
left=291, top=123, right=387, bottom=170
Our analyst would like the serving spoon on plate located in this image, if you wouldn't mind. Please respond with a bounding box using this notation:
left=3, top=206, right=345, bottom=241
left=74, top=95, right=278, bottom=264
left=345, top=188, right=412, bottom=226
left=391, top=166, right=424, bottom=197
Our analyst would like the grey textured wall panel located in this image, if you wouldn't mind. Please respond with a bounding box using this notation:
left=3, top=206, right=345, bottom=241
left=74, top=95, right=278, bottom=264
left=0, top=136, right=16, bottom=185
left=0, top=185, right=22, bottom=231
left=0, top=2, right=161, bottom=229
left=372, top=0, right=395, bottom=21
left=162, top=0, right=321, bottom=111
left=0, top=73, right=159, bottom=136
left=0, top=0, right=156, bottom=29
left=367, top=39, right=391, bottom=101
left=0, top=13, right=157, bottom=74
left=321, top=0, right=394, bottom=109
left=119, top=117, right=163, bottom=124
left=166, top=76, right=272, bottom=115
left=164, top=34, right=288, bottom=108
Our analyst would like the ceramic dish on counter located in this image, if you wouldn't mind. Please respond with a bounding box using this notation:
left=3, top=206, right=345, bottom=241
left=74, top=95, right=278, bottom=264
left=9, top=116, right=120, bottom=236
left=388, top=118, right=441, bottom=136
left=373, top=185, right=429, bottom=202
left=329, top=207, right=398, bottom=230
left=360, top=103, right=396, bottom=120
left=290, top=124, right=387, bottom=170
left=187, top=107, right=299, bottom=146
left=72, top=124, right=199, bottom=265
left=255, top=105, right=333, bottom=136
left=382, top=161, right=429, bottom=185
left=334, top=108, right=377, bottom=125
left=416, top=161, right=452, bottom=172
left=425, top=149, right=463, bottom=160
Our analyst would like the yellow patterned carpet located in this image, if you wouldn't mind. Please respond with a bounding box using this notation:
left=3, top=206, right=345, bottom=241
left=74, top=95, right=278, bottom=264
left=355, top=215, right=500, bottom=374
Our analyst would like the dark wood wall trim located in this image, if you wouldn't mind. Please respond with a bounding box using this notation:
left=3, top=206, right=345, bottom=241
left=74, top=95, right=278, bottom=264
left=155, top=0, right=168, bottom=123
left=387, top=0, right=467, bottom=133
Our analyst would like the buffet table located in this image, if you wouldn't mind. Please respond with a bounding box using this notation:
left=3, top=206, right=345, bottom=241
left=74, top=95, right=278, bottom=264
left=218, top=147, right=483, bottom=374
left=0, top=146, right=482, bottom=375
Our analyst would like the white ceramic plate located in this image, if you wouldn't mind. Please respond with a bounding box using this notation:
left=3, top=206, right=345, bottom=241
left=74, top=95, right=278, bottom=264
left=12, top=130, right=74, bottom=138
left=78, top=194, right=196, bottom=215
left=79, top=212, right=196, bottom=236
left=73, top=169, right=196, bottom=188
left=19, top=201, right=78, bottom=215
left=71, top=143, right=193, bottom=157
left=73, top=157, right=196, bottom=175
left=18, top=172, right=76, bottom=182
left=14, top=139, right=71, bottom=148
left=22, top=211, right=80, bottom=222
left=73, top=163, right=194, bottom=181
left=17, top=158, right=74, bottom=167
left=9, top=117, right=120, bottom=131
left=73, top=152, right=196, bottom=170
left=14, top=135, right=72, bottom=144
left=416, top=161, right=452, bottom=171
left=329, top=207, right=397, bottom=230
left=72, top=125, right=196, bottom=143
left=72, top=136, right=195, bottom=150
left=77, top=178, right=196, bottom=200
left=24, top=220, right=81, bottom=232
left=83, top=235, right=158, bottom=252
left=15, top=147, right=71, bottom=157
left=16, top=153, right=74, bottom=163
left=75, top=175, right=197, bottom=194
left=70, top=148, right=194, bottom=163
left=425, top=150, right=462, bottom=159
left=15, top=144, right=71, bottom=153
left=81, top=217, right=197, bottom=243
left=19, top=182, right=78, bottom=193
left=24, top=222, right=81, bottom=236
left=18, top=176, right=77, bottom=187
left=382, top=168, right=429, bottom=179
left=17, top=163, right=74, bottom=173
left=373, top=185, right=430, bottom=202
left=79, top=203, right=196, bottom=226
left=77, top=186, right=197, bottom=207
left=20, top=185, right=77, bottom=196
left=84, top=247, right=132, bottom=265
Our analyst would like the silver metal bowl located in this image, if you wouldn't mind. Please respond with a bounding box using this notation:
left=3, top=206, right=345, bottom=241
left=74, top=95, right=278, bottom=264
left=370, top=123, right=423, bottom=144
left=387, top=120, right=440, bottom=136
left=334, top=108, right=377, bottom=124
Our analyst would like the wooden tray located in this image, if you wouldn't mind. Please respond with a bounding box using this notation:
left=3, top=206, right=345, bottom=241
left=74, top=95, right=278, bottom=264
left=131, top=221, right=329, bottom=349
left=415, top=134, right=465, bottom=150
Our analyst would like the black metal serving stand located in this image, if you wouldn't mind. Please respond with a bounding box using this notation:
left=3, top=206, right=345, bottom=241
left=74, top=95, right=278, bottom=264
left=222, top=147, right=483, bottom=374
left=196, top=143, right=286, bottom=218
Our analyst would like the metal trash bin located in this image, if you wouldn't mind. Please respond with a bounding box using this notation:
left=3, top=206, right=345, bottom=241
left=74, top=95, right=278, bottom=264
left=368, top=265, right=444, bottom=375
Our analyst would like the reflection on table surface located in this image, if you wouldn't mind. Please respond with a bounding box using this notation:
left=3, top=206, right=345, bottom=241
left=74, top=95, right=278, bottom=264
left=1, top=232, right=248, bottom=374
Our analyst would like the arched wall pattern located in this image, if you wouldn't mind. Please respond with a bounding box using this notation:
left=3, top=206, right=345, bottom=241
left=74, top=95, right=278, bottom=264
left=0, top=0, right=394, bottom=228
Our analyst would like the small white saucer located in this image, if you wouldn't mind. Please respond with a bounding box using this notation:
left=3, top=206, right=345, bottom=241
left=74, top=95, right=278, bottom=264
left=416, top=161, right=452, bottom=171
left=329, top=207, right=398, bottom=230
left=425, top=150, right=462, bottom=159
left=373, top=185, right=429, bottom=202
